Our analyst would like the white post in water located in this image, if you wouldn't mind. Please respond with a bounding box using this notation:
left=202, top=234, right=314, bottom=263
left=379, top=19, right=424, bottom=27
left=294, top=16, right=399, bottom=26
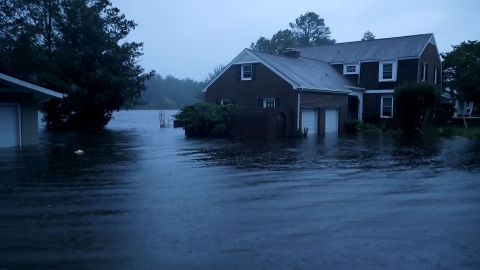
left=159, top=111, right=166, bottom=128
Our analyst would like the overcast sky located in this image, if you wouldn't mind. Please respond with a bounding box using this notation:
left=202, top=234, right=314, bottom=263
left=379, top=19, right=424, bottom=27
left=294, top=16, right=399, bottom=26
left=112, top=0, right=480, bottom=81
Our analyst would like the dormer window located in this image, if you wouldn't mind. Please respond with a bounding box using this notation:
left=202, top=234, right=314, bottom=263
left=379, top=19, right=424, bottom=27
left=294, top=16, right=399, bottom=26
left=241, top=64, right=252, bottom=80
left=343, top=64, right=359, bottom=75
left=379, top=61, right=397, bottom=82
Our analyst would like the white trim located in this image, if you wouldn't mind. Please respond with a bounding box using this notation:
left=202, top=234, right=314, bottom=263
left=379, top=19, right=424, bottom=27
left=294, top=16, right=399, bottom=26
left=241, top=64, right=252, bottom=80
left=296, top=92, right=301, bottom=129
left=262, top=98, right=276, bottom=108
left=378, top=61, right=397, bottom=82
left=422, top=62, right=427, bottom=82
left=365, top=89, right=394, bottom=94
left=0, top=73, right=63, bottom=98
left=380, top=96, right=394, bottom=118
left=0, top=102, right=22, bottom=147
left=343, top=64, right=359, bottom=75
left=397, top=56, right=420, bottom=60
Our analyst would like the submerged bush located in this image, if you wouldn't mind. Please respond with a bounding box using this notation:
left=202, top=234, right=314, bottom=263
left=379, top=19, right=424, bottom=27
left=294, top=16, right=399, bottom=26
left=435, top=102, right=455, bottom=125
left=174, top=103, right=233, bottom=137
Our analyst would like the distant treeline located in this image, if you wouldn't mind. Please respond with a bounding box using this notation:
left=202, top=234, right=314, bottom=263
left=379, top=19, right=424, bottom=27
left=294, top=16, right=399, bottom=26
left=135, top=74, right=206, bottom=109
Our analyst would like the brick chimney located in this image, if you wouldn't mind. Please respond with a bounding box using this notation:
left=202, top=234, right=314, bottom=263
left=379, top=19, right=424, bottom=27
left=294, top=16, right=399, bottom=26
left=285, top=48, right=301, bottom=58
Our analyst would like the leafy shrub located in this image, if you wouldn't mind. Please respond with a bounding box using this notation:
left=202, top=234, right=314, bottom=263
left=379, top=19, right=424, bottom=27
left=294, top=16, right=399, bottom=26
left=395, top=82, right=439, bottom=132
left=174, top=103, right=233, bottom=137
left=346, top=119, right=361, bottom=133
left=435, top=102, right=455, bottom=125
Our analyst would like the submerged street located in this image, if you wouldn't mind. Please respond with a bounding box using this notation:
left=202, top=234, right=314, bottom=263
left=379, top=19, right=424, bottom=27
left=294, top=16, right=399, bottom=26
left=0, top=110, right=479, bottom=269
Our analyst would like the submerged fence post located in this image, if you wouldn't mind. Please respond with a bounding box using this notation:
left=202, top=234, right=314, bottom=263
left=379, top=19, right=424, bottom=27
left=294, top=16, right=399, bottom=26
left=159, top=111, right=166, bottom=128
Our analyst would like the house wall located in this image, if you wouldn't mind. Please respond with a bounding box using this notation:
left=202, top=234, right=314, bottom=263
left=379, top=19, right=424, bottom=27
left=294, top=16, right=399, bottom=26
left=205, top=63, right=296, bottom=108
left=418, top=43, right=442, bottom=85
left=300, top=91, right=349, bottom=135
left=358, top=59, right=419, bottom=89
left=0, top=92, right=39, bottom=146
left=205, top=63, right=298, bottom=138
left=362, top=93, right=396, bottom=127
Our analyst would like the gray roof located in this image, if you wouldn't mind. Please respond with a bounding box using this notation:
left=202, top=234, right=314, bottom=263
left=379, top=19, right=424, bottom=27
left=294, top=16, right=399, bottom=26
left=248, top=49, right=355, bottom=92
left=298, top=34, right=435, bottom=63
left=0, top=72, right=63, bottom=98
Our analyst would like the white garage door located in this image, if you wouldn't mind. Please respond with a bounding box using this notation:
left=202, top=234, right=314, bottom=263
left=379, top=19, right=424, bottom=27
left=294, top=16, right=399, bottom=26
left=325, top=109, right=339, bottom=133
left=0, top=104, right=20, bottom=147
left=302, top=109, right=318, bottom=134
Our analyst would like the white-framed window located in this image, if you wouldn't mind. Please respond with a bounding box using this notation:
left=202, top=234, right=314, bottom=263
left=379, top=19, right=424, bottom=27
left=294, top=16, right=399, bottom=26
left=343, top=64, right=359, bottom=75
left=422, top=62, right=428, bottom=82
left=220, top=98, right=232, bottom=105
left=241, top=64, right=252, bottom=80
left=434, top=67, right=438, bottom=84
left=380, top=96, right=394, bottom=118
left=378, top=61, right=397, bottom=82
left=263, top=98, right=276, bottom=109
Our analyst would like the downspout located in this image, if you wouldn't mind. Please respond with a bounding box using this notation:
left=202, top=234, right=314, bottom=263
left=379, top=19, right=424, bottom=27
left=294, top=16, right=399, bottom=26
left=296, top=88, right=302, bottom=130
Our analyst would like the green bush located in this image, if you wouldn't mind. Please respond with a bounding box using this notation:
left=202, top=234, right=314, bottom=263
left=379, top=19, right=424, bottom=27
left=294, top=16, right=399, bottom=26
left=174, top=103, right=233, bottom=137
left=395, top=82, right=439, bottom=132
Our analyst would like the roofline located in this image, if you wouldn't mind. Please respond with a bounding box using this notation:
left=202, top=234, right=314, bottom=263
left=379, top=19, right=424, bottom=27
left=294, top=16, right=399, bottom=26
left=297, top=87, right=350, bottom=95
left=202, top=49, right=300, bottom=92
left=0, top=72, right=63, bottom=98
left=296, top=33, right=434, bottom=49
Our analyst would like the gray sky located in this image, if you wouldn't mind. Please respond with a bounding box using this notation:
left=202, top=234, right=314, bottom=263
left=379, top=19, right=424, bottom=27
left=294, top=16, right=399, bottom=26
left=112, top=0, right=480, bottom=81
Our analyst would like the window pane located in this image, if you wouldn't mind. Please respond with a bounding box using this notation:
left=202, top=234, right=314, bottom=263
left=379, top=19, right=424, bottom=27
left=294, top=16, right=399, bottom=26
left=382, top=63, right=393, bottom=79
left=242, top=65, right=252, bottom=79
left=383, top=97, right=392, bottom=106
left=383, top=107, right=392, bottom=116
left=346, top=65, right=356, bottom=73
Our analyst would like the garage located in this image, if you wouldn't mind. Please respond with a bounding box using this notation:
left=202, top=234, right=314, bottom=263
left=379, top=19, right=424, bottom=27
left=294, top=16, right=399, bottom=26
left=0, top=72, right=63, bottom=147
left=302, top=108, right=318, bottom=135
left=325, top=108, right=339, bottom=133
left=0, top=104, right=20, bottom=147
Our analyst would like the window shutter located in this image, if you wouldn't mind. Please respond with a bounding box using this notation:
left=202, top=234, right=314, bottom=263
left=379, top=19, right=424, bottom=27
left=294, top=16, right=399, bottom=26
left=236, top=65, right=241, bottom=80
left=252, top=64, right=257, bottom=80
left=258, top=98, right=263, bottom=107
left=276, top=99, right=280, bottom=108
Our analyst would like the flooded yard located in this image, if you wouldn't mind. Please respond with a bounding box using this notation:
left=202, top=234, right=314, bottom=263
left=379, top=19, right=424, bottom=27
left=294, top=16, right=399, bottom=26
left=1, top=110, right=480, bottom=270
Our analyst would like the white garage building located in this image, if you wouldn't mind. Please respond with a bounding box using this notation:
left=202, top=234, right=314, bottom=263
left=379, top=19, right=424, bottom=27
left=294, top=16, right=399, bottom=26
left=0, top=73, right=63, bottom=148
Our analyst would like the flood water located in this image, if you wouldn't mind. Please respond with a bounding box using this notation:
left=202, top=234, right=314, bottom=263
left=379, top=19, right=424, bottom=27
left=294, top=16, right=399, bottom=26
left=1, top=110, right=480, bottom=270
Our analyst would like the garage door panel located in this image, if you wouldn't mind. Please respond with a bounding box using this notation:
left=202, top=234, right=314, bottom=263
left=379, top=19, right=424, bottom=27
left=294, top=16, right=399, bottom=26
left=302, top=109, right=318, bottom=135
left=325, top=109, right=339, bottom=133
left=0, top=105, right=20, bottom=147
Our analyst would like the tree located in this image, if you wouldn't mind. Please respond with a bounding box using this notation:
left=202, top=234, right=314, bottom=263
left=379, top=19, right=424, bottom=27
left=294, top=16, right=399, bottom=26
left=442, top=40, right=480, bottom=103
left=395, top=82, right=439, bottom=132
left=205, top=63, right=226, bottom=83
left=289, top=12, right=335, bottom=47
left=0, top=0, right=153, bottom=130
left=251, top=12, right=335, bottom=55
left=361, top=30, right=375, bottom=41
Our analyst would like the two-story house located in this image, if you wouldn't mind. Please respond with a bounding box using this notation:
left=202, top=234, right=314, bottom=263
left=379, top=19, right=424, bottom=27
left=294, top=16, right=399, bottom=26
left=203, top=34, right=441, bottom=138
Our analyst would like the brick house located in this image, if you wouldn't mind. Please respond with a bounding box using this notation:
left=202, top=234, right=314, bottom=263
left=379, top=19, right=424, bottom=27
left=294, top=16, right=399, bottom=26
left=203, top=34, right=441, bottom=138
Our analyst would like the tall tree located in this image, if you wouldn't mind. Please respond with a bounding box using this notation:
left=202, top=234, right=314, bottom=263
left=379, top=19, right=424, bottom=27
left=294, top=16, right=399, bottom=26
left=289, top=12, right=335, bottom=47
left=251, top=12, right=335, bottom=55
left=442, top=40, right=480, bottom=103
left=361, top=30, right=375, bottom=41
left=0, top=0, right=153, bottom=130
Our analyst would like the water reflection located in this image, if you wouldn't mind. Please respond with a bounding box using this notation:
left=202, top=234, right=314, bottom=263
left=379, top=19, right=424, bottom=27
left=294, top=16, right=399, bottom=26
left=181, top=132, right=480, bottom=173
left=0, top=110, right=479, bottom=270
